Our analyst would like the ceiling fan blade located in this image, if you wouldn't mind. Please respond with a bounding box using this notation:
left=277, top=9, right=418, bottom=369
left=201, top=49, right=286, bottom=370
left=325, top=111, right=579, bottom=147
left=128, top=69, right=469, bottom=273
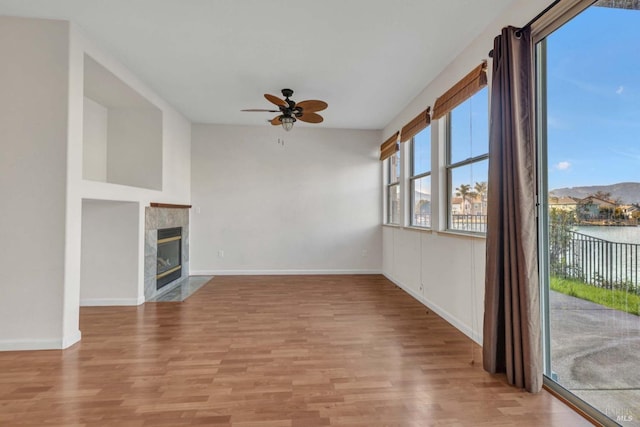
left=270, top=116, right=282, bottom=125
left=297, top=112, right=323, bottom=124
left=264, top=94, right=287, bottom=107
left=241, top=109, right=280, bottom=112
left=296, top=100, right=328, bottom=112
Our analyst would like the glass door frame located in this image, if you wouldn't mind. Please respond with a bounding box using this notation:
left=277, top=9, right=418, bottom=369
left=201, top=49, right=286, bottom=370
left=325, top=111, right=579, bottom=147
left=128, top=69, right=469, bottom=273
left=532, top=1, right=625, bottom=425
left=534, top=37, right=552, bottom=380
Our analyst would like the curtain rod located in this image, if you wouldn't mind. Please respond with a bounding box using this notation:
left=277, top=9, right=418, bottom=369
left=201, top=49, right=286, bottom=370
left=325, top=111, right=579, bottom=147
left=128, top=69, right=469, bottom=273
left=519, top=0, right=563, bottom=32
left=488, top=0, right=562, bottom=57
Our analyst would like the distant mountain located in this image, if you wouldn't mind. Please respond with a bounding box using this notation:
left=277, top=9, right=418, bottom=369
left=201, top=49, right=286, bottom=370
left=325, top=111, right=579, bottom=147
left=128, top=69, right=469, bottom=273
left=550, top=182, right=640, bottom=204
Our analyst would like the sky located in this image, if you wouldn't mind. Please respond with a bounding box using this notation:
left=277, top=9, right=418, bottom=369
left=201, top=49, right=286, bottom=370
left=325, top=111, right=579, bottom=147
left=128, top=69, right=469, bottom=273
left=414, top=4, right=640, bottom=198
left=546, top=5, right=640, bottom=190
left=411, top=90, right=490, bottom=199
left=448, top=87, right=489, bottom=195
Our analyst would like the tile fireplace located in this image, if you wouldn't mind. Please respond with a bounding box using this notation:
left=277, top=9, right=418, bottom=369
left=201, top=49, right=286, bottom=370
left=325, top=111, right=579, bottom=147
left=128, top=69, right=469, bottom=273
left=156, top=227, right=182, bottom=290
left=144, top=205, right=189, bottom=301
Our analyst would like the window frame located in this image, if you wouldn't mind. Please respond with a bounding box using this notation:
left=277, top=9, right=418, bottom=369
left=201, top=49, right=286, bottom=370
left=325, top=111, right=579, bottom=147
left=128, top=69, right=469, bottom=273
left=385, top=151, right=400, bottom=225
left=408, top=128, right=432, bottom=228
left=533, top=2, right=630, bottom=425
left=445, top=89, right=489, bottom=235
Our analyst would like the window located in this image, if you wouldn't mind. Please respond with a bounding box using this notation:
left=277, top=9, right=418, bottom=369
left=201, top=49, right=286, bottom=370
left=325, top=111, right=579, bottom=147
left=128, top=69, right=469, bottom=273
left=409, top=128, right=431, bottom=227
left=380, top=131, right=400, bottom=225
left=446, top=87, right=489, bottom=233
left=537, top=1, right=640, bottom=424
left=386, top=151, right=400, bottom=224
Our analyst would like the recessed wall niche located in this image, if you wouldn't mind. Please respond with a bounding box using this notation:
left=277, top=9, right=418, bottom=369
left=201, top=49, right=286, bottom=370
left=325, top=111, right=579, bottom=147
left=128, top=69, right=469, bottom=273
left=83, top=54, right=163, bottom=190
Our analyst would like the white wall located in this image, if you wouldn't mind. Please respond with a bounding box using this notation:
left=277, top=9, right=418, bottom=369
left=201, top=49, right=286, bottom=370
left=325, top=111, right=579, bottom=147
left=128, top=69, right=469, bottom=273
left=190, top=124, right=382, bottom=274
left=383, top=227, right=486, bottom=342
left=83, top=97, right=108, bottom=181
left=0, top=15, right=192, bottom=351
left=381, top=0, right=552, bottom=343
left=69, top=23, right=193, bottom=309
left=161, top=108, right=192, bottom=201
left=73, top=29, right=192, bottom=205
left=107, top=108, right=163, bottom=190
left=383, top=0, right=552, bottom=137
left=82, top=54, right=165, bottom=191
left=0, top=17, right=74, bottom=350
left=80, top=200, right=141, bottom=305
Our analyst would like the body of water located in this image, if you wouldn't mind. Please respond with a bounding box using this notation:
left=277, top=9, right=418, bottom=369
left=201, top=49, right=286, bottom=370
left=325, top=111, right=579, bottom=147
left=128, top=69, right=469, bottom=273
left=567, top=226, right=640, bottom=287
left=575, top=226, right=640, bottom=244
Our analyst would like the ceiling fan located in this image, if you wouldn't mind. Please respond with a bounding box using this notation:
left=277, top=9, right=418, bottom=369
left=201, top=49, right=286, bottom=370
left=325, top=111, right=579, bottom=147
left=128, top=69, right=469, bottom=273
left=242, top=89, right=328, bottom=131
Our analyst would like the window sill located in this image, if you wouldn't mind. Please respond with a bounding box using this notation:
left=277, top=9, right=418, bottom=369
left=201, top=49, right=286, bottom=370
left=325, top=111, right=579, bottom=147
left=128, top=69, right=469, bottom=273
left=405, top=226, right=433, bottom=233
left=382, top=223, right=401, bottom=228
left=436, top=230, right=486, bottom=240
left=382, top=224, right=486, bottom=240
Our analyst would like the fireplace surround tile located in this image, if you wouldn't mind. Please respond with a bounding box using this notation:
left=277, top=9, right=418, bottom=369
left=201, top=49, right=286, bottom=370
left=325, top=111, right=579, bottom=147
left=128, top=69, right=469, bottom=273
left=144, top=207, right=189, bottom=301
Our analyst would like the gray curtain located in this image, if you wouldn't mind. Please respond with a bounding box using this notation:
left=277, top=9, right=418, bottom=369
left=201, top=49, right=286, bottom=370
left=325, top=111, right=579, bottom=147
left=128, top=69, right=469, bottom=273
left=483, top=26, right=542, bottom=393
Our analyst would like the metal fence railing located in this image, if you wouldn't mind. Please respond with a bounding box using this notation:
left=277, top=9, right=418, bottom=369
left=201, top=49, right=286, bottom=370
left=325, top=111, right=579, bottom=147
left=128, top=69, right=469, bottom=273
left=450, top=214, right=487, bottom=233
left=412, top=214, right=431, bottom=228
left=550, top=229, right=640, bottom=293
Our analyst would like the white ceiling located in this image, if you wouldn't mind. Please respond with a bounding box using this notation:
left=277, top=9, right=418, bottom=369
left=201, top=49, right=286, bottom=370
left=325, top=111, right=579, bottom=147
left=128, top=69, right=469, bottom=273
left=0, top=0, right=516, bottom=129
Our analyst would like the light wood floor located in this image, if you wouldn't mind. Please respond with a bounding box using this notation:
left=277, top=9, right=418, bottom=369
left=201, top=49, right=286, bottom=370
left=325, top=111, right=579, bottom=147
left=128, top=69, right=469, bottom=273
left=0, top=275, right=590, bottom=426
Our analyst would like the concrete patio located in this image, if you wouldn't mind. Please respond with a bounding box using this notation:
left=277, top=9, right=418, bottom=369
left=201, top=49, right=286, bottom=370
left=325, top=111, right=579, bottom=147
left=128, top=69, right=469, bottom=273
left=550, top=291, right=640, bottom=426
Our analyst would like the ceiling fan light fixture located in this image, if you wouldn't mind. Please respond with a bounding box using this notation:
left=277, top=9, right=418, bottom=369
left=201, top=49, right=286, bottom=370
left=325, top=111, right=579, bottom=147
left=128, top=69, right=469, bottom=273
left=242, top=89, right=327, bottom=130
left=281, top=116, right=295, bottom=131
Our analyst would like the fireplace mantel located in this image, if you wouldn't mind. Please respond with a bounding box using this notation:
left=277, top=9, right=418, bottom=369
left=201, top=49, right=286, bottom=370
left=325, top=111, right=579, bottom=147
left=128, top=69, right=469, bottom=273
left=150, top=202, right=192, bottom=209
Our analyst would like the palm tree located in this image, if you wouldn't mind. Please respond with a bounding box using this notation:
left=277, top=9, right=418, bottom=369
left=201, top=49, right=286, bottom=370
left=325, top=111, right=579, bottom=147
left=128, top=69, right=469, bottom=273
left=474, top=181, right=488, bottom=215
left=455, top=184, right=471, bottom=214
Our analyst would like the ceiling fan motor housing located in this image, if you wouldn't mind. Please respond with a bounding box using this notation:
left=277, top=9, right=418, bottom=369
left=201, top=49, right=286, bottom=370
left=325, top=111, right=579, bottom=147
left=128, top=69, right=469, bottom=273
left=279, top=89, right=299, bottom=120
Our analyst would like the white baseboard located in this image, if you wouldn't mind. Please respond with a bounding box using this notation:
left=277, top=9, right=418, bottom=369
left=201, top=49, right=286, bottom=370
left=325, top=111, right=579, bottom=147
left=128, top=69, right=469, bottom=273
left=62, top=329, right=82, bottom=349
left=383, top=272, right=482, bottom=345
left=0, top=330, right=82, bottom=352
left=80, top=297, right=144, bottom=306
left=190, top=269, right=381, bottom=276
left=0, top=338, right=60, bottom=351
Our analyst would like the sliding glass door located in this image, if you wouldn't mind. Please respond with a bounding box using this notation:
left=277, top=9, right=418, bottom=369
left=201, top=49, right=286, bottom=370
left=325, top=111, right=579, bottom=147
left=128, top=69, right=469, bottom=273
left=537, top=1, right=640, bottom=425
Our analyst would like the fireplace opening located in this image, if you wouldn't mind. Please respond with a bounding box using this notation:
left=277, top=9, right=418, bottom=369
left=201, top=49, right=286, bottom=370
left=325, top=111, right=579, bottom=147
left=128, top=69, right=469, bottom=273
left=156, top=227, right=182, bottom=290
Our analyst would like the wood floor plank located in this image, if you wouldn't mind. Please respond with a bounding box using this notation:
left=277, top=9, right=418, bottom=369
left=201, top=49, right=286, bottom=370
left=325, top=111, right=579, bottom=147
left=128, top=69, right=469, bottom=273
left=0, top=275, right=591, bottom=426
